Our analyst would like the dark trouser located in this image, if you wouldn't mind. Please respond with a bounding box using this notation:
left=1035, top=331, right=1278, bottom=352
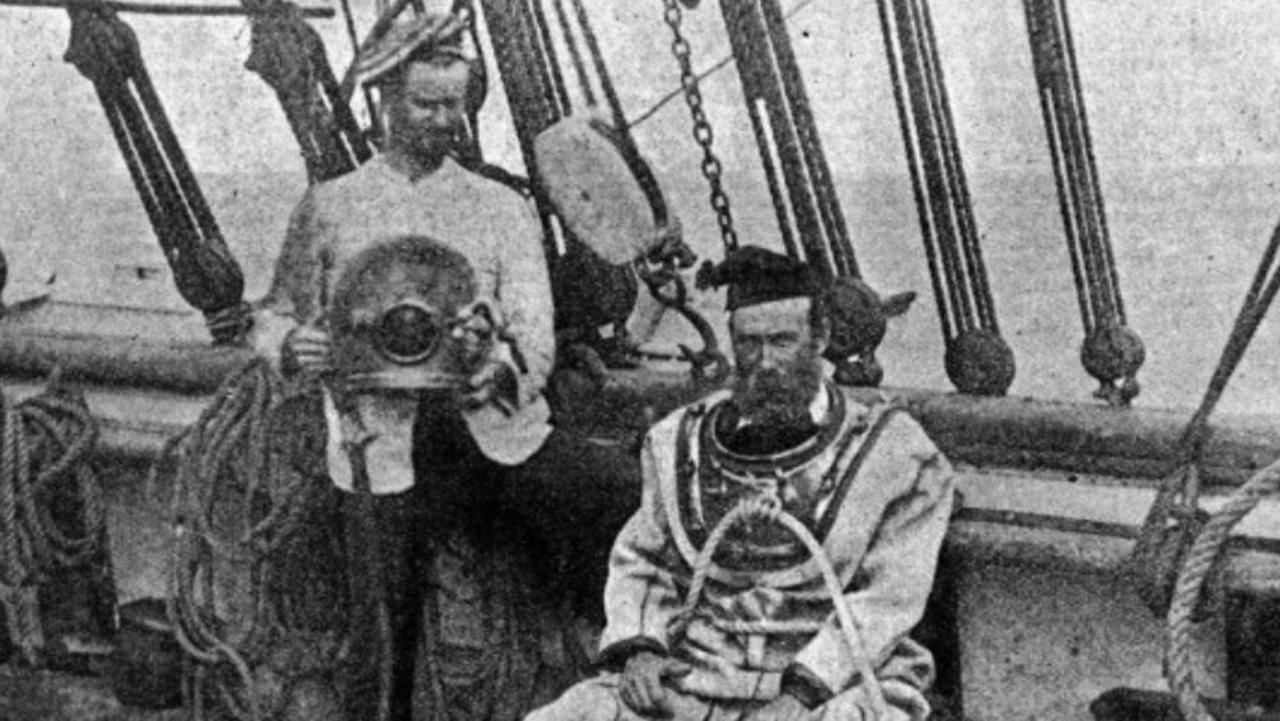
left=342, top=396, right=640, bottom=721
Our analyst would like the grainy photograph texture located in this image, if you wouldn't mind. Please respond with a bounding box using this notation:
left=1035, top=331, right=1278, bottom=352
left=1, top=1, right=1280, bottom=720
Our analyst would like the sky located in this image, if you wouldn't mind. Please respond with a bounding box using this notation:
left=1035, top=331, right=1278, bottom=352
left=7, top=1, right=1280, bottom=409
left=8, top=1, right=1280, bottom=182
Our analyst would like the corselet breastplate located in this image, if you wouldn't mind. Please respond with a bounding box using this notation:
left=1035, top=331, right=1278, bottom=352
left=673, top=384, right=902, bottom=579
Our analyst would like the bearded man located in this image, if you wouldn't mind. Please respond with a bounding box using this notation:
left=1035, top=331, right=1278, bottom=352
left=525, top=246, right=956, bottom=721
left=252, top=14, right=638, bottom=721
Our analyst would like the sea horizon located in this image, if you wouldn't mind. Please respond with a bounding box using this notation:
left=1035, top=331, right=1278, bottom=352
left=4, top=160, right=1280, bottom=416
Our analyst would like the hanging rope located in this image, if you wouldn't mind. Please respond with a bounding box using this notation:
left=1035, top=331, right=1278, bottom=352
left=1023, top=0, right=1143, bottom=406
left=452, top=0, right=492, bottom=163
left=1167, top=457, right=1280, bottom=721
left=1126, top=218, right=1280, bottom=627
left=152, top=360, right=345, bottom=721
left=699, top=0, right=914, bottom=388
left=63, top=5, right=249, bottom=344
left=716, top=0, right=853, bottom=278
left=0, top=377, right=107, bottom=667
left=631, top=0, right=818, bottom=131
left=478, top=0, right=570, bottom=255
left=0, top=249, right=7, bottom=313
left=876, top=0, right=1014, bottom=396
left=245, top=0, right=373, bottom=184
left=671, top=495, right=888, bottom=720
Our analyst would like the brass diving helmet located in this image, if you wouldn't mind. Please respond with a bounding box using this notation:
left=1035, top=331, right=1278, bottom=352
left=328, top=235, right=485, bottom=391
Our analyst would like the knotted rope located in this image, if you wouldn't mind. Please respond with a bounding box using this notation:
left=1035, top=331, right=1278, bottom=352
left=1166, top=457, right=1280, bottom=721
left=1157, top=217, right=1280, bottom=720
left=877, top=0, right=1014, bottom=396
left=1023, top=0, right=1143, bottom=406
left=246, top=0, right=372, bottom=184
left=0, top=378, right=107, bottom=666
left=151, top=359, right=341, bottom=721
left=63, top=4, right=249, bottom=343
left=672, top=496, right=888, bottom=719
left=1127, top=216, right=1280, bottom=620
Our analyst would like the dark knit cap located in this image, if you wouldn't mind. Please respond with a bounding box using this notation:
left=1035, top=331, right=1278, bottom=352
left=697, top=246, right=819, bottom=311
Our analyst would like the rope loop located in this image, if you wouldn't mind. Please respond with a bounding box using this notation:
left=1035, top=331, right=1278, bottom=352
left=672, top=496, right=888, bottom=719
left=153, top=358, right=341, bottom=721
left=0, top=376, right=107, bottom=664
left=1129, top=215, right=1280, bottom=620
left=1166, top=456, right=1280, bottom=721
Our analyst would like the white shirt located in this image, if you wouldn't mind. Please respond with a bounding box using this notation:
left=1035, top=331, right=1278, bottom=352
left=257, top=155, right=555, bottom=493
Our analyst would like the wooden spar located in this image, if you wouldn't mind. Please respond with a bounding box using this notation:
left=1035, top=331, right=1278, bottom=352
left=0, top=327, right=252, bottom=395
left=3, top=319, right=1279, bottom=489
left=19, top=370, right=1277, bottom=598
left=7, top=322, right=1280, bottom=597
left=0, top=0, right=335, bottom=17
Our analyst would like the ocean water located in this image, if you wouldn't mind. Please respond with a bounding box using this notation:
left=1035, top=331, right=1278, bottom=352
left=4, top=161, right=1280, bottom=417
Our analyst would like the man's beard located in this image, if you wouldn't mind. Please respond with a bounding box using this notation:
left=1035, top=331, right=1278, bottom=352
left=403, top=125, right=459, bottom=163
left=732, top=355, right=824, bottom=428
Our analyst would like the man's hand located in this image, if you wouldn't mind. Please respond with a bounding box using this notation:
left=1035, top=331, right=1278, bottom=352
left=743, top=694, right=814, bottom=721
left=619, top=651, right=691, bottom=718
left=459, top=359, right=518, bottom=415
left=282, top=324, right=331, bottom=376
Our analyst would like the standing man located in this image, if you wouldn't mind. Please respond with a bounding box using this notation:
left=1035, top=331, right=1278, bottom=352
left=251, top=13, right=635, bottom=721
left=526, top=246, right=956, bottom=721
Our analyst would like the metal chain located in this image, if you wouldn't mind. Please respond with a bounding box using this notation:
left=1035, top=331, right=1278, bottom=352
left=662, top=0, right=739, bottom=251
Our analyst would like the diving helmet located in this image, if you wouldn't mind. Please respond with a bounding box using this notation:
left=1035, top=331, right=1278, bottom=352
left=328, top=235, right=483, bottom=391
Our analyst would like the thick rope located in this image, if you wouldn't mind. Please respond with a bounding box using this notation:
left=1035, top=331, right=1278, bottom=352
left=1128, top=217, right=1280, bottom=619
left=1022, top=0, right=1142, bottom=405
left=673, top=496, right=888, bottom=719
left=0, top=380, right=106, bottom=665
left=876, top=0, right=1012, bottom=396
left=64, top=6, right=248, bottom=343
left=718, top=0, right=847, bottom=278
left=151, top=359, right=339, bottom=721
left=246, top=0, right=373, bottom=184
left=1166, top=456, right=1280, bottom=721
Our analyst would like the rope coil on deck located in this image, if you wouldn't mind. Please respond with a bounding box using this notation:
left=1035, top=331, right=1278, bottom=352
left=150, top=358, right=342, bottom=721
left=0, top=378, right=107, bottom=665
left=673, top=495, right=888, bottom=719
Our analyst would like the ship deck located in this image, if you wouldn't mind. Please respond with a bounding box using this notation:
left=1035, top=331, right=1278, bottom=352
left=4, top=298, right=1280, bottom=719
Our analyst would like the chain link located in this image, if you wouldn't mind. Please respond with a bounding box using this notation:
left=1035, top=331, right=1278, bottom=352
left=663, top=0, right=738, bottom=252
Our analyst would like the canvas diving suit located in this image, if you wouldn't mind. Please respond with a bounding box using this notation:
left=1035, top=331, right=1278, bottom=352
left=528, top=382, right=955, bottom=721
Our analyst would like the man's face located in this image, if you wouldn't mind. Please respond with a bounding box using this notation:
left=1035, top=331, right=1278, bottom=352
left=730, top=296, right=828, bottom=425
left=387, top=58, right=470, bottom=161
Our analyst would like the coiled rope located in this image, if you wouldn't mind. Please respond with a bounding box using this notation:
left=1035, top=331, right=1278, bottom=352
left=0, top=378, right=106, bottom=666
left=672, top=496, right=888, bottom=719
left=1167, top=457, right=1280, bottom=721
left=150, top=358, right=340, bottom=721
left=1162, top=218, right=1280, bottom=721
left=1128, top=216, right=1280, bottom=625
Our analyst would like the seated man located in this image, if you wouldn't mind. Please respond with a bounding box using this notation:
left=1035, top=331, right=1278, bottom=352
left=526, top=246, right=956, bottom=721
